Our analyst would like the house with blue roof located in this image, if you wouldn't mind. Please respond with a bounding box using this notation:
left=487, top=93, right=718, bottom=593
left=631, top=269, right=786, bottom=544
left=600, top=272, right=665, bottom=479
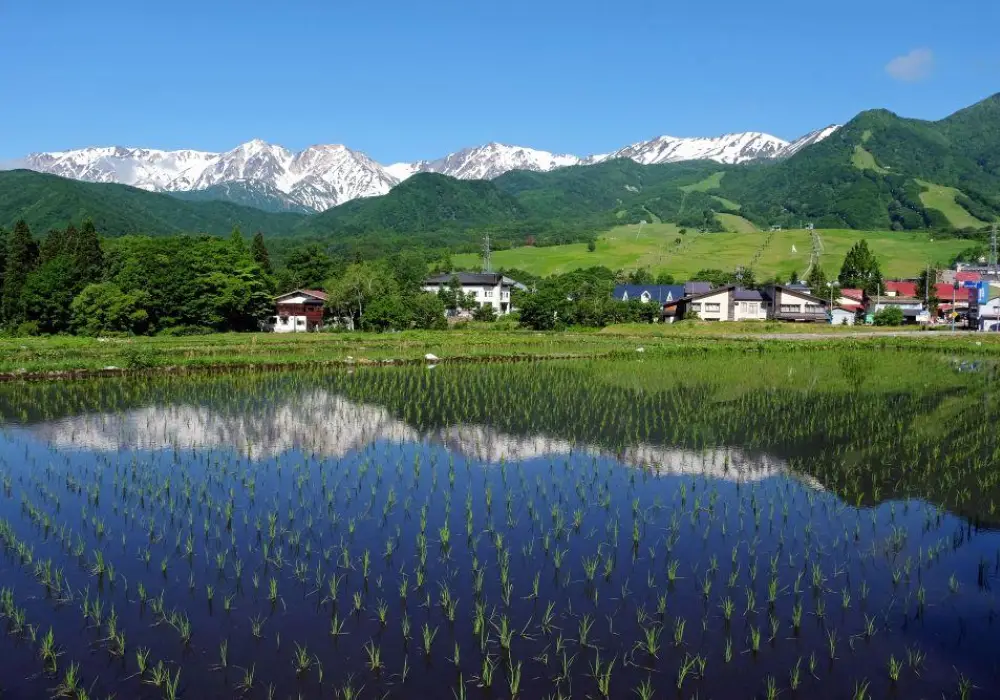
left=612, top=284, right=686, bottom=305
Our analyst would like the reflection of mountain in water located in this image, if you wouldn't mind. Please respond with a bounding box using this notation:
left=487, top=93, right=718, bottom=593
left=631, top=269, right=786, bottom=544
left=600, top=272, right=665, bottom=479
left=27, top=391, right=794, bottom=483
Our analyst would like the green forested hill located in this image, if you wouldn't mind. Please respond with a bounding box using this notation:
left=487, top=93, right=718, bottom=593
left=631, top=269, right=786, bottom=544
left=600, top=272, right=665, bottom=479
left=0, top=170, right=305, bottom=237
left=716, top=95, right=1000, bottom=230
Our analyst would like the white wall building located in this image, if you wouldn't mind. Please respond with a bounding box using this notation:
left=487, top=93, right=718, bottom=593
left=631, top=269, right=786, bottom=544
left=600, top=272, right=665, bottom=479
left=423, top=273, right=526, bottom=315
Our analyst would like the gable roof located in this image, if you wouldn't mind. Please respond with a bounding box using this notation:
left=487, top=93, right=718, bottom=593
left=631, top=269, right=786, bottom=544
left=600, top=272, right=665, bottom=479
left=613, top=284, right=686, bottom=303
left=734, top=288, right=763, bottom=301
left=761, top=284, right=827, bottom=305
left=840, top=288, right=864, bottom=301
left=424, top=272, right=526, bottom=289
left=276, top=289, right=328, bottom=302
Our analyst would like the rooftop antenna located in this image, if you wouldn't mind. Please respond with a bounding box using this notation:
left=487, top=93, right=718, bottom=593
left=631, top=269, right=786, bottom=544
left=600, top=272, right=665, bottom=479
left=482, top=233, right=492, bottom=273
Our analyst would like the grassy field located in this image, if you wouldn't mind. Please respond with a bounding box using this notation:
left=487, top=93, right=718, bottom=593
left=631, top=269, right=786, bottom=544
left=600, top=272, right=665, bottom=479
left=716, top=212, right=758, bottom=232
left=2, top=327, right=997, bottom=378
left=851, top=145, right=887, bottom=172
left=916, top=180, right=986, bottom=229
left=680, top=171, right=725, bottom=192
left=457, top=225, right=968, bottom=279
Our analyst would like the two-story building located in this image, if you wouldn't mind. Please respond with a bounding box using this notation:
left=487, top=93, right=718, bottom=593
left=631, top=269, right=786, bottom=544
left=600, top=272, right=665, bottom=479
left=423, top=273, right=526, bottom=315
left=269, top=289, right=328, bottom=332
left=760, top=284, right=829, bottom=322
left=667, top=285, right=768, bottom=322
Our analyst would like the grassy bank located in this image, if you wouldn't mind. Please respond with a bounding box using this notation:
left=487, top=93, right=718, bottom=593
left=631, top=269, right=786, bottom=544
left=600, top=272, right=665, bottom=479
left=2, top=325, right=999, bottom=378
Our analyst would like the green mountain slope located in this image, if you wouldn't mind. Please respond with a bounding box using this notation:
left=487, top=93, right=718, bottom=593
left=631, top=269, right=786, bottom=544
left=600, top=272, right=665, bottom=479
left=0, top=170, right=304, bottom=237
left=171, top=182, right=314, bottom=214
left=717, top=94, right=1000, bottom=230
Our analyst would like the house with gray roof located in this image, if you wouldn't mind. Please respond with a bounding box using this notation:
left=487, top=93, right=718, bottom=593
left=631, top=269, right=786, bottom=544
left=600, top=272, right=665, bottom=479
left=423, top=272, right=526, bottom=316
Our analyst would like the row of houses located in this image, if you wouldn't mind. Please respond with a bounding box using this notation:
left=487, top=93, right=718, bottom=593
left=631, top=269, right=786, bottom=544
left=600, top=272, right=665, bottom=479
left=614, top=277, right=987, bottom=326
left=269, top=270, right=998, bottom=332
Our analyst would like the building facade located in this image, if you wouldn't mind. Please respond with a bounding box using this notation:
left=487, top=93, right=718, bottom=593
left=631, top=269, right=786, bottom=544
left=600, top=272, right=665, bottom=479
left=761, top=285, right=829, bottom=322
left=423, top=273, right=526, bottom=315
left=270, top=290, right=327, bottom=332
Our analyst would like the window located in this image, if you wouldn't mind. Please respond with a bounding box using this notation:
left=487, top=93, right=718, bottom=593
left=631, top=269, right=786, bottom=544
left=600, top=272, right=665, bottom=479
left=705, top=303, right=721, bottom=312
left=805, top=303, right=823, bottom=312
left=484, top=289, right=493, bottom=298
left=780, top=304, right=802, bottom=313
left=691, top=303, right=702, bottom=312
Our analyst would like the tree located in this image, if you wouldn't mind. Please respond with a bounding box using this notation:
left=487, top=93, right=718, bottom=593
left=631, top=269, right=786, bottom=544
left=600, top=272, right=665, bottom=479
left=654, top=272, right=675, bottom=285
left=473, top=303, right=497, bottom=322
left=325, top=261, right=397, bottom=329
left=806, top=265, right=828, bottom=292
left=251, top=232, right=273, bottom=274
left=21, top=256, right=79, bottom=333
left=361, top=294, right=411, bottom=332
left=788, top=270, right=799, bottom=284
left=71, top=283, right=152, bottom=335
left=73, top=220, right=104, bottom=282
left=1, top=220, right=38, bottom=324
left=279, top=244, right=337, bottom=290
left=838, top=240, right=883, bottom=296
left=873, top=306, right=904, bottom=326
left=627, top=268, right=653, bottom=284
left=587, top=240, right=596, bottom=253
left=229, top=226, right=248, bottom=256
left=516, top=285, right=571, bottom=330
left=916, top=267, right=940, bottom=315
left=409, top=293, right=447, bottom=330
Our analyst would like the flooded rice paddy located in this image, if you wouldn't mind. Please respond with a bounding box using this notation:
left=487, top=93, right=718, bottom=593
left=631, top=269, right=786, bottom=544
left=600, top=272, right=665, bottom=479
left=0, top=352, right=997, bottom=699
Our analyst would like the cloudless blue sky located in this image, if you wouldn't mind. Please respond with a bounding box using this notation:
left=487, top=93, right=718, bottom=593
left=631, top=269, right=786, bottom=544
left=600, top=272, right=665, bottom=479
left=1, top=0, right=997, bottom=162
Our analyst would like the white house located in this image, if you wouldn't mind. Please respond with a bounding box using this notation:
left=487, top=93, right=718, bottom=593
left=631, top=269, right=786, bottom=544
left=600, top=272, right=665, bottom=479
left=423, top=273, right=526, bottom=315
left=268, top=289, right=327, bottom=333
left=830, top=307, right=857, bottom=325
left=676, top=285, right=768, bottom=322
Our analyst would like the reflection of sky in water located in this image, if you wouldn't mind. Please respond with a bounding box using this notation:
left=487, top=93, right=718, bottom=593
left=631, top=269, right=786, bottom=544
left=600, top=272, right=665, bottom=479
left=19, top=390, right=801, bottom=483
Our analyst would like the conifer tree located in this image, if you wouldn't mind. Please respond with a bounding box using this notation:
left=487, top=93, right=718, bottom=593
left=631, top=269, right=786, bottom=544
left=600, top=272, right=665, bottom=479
left=837, top=240, right=882, bottom=296
left=73, top=220, right=104, bottom=283
left=1, top=220, right=39, bottom=324
left=251, top=231, right=272, bottom=274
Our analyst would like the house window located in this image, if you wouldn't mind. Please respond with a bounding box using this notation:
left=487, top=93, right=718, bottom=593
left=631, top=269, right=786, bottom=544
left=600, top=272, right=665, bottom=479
left=780, top=304, right=802, bottom=313
left=691, top=303, right=702, bottom=312
left=705, top=303, right=721, bottom=312
left=484, top=289, right=493, bottom=298
left=805, top=303, right=823, bottom=312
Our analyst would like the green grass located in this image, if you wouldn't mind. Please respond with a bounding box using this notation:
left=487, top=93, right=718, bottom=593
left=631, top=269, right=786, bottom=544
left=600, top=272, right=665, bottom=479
left=716, top=213, right=758, bottom=233
left=711, top=195, right=742, bottom=210
left=915, top=180, right=986, bottom=229
left=2, top=327, right=998, bottom=377
left=680, top=171, right=725, bottom=192
left=459, top=225, right=968, bottom=280
left=851, top=146, right=887, bottom=173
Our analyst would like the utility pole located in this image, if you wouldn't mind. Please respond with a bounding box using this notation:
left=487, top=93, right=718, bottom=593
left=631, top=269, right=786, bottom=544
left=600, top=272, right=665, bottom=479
left=482, top=233, right=492, bottom=273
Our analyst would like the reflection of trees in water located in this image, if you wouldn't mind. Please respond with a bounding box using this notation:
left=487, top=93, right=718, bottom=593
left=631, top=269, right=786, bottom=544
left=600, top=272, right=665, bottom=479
left=1, top=359, right=998, bottom=522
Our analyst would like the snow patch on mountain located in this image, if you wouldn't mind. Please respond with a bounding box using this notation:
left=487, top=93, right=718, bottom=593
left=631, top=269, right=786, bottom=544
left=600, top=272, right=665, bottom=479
left=390, top=143, right=581, bottom=182
left=776, top=125, right=840, bottom=158
left=606, top=132, right=789, bottom=166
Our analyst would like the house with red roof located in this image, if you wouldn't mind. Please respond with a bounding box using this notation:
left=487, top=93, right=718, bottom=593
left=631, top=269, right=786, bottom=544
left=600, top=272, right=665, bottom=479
left=270, top=289, right=328, bottom=332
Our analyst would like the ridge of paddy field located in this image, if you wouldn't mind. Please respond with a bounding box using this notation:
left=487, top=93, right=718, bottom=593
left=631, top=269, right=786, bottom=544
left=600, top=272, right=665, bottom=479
left=454, top=224, right=971, bottom=279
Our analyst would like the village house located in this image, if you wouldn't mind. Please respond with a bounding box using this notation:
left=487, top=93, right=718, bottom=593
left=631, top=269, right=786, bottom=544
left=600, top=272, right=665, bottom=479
left=666, top=285, right=768, bottom=322
left=760, top=284, right=829, bottom=322
left=423, top=272, right=526, bottom=316
left=612, top=284, right=686, bottom=305
left=269, top=289, right=327, bottom=332
left=869, top=295, right=929, bottom=324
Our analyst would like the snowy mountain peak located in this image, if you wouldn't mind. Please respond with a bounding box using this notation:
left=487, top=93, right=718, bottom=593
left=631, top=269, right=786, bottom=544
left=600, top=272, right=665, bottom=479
left=16, top=125, right=841, bottom=212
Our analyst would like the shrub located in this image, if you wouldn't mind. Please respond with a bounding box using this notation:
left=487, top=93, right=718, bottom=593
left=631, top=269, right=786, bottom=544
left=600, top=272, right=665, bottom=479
left=472, top=304, right=497, bottom=322
left=872, top=306, right=905, bottom=326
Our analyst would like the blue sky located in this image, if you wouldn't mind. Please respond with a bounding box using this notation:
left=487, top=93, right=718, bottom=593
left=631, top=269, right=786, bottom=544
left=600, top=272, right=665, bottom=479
left=1, top=0, right=997, bottom=162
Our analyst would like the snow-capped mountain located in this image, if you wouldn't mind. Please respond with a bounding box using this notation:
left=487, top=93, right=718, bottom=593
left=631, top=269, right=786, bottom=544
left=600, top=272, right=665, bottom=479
left=15, top=127, right=840, bottom=212
left=388, top=143, right=581, bottom=182
left=599, top=132, right=790, bottom=166
left=20, top=140, right=396, bottom=212
left=776, top=125, right=840, bottom=158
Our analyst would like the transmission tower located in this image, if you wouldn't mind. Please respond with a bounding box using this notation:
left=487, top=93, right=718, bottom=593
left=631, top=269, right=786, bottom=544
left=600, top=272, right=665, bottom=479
left=482, top=233, right=492, bottom=273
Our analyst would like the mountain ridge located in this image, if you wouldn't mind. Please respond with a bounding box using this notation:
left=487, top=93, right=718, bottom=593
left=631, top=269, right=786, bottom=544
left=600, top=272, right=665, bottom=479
left=10, top=126, right=839, bottom=213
